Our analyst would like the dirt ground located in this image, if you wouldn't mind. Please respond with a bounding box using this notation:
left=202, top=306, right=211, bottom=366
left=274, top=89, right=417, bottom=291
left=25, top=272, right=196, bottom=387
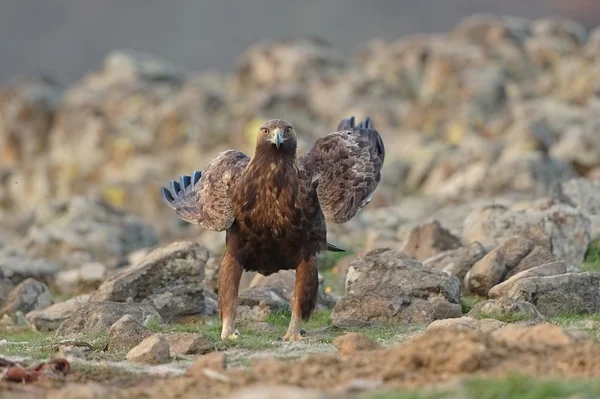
left=5, top=322, right=600, bottom=399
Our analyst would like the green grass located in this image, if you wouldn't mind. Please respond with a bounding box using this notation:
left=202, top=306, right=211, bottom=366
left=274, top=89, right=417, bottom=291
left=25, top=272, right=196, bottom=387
left=581, top=236, right=600, bottom=272
left=474, top=311, right=532, bottom=323
left=363, top=374, right=600, bottom=399
left=461, top=294, right=485, bottom=314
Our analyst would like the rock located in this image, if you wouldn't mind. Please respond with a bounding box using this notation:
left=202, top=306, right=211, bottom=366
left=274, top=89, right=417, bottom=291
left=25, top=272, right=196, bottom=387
left=467, top=297, right=543, bottom=321
left=0, top=278, right=14, bottom=305
left=488, top=261, right=566, bottom=298
left=24, top=196, right=158, bottom=268
left=241, top=321, right=277, bottom=333
left=185, top=352, right=226, bottom=377
left=223, top=385, right=328, bottom=399
left=106, top=314, right=153, bottom=352
left=55, top=262, right=106, bottom=293
left=237, top=287, right=290, bottom=322
left=492, top=323, right=585, bottom=349
left=164, top=332, right=213, bottom=355
left=464, top=236, right=534, bottom=296
left=422, top=242, right=487, bottom=286
left=0, top=76, right=60, bottom=168
left=0, top=278, right=53, bottom=317
left=551, top=178, right=600, bottom=236
left=126, top=334, right=171, bottom=365
left=46, top=382, right=110, bottom=399
left=333, top=333, right=381, bottom=356
left=91, top=241, right=209, bottom=320
left=463, top=201, right=591, bottom=271
left=0, top=250, right=60, bottom=285
left=427, top=316, right=506, bottom=333
left=506, top=272, right=600, bottom=316
left=246, top=269, right=337, bottom=311
left=399, top=220, right=462, bottom=261
left=26, top=295, right=90, bottom=331
left=331, top=248, right=462, bottom=326
left=551, top=128, right=600, bottom=177
left=55, top=301, right=162, bottom=337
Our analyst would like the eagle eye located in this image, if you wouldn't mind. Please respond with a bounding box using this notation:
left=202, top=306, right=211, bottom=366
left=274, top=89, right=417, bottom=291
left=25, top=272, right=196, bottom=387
left=285, top=126, right=292, bottom=133
left=260, top=128, right=269, bottom=134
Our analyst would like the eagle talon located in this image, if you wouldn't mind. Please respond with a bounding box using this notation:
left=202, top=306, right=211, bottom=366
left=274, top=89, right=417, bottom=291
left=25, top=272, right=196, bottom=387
left=221, top=329, right=240, bottom=340
left=282, top=331, right=304, bottom=342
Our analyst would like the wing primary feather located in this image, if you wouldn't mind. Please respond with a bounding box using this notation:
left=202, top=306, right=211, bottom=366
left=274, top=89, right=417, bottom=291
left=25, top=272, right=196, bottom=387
left=192, top=171, right=201, bottom=186
left=170, top=180, right=181, bottom=199
left=181, top=175, right=191, bottom=189
left=161, top=187, right=176, bottom=209
left=336, top=116, right=355, bottom=131
left=326, top=242, right=346, bottom=252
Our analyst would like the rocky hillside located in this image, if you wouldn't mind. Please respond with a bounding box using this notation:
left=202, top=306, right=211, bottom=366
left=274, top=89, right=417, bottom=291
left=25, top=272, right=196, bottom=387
left=2, top=14, right=600, bottom=399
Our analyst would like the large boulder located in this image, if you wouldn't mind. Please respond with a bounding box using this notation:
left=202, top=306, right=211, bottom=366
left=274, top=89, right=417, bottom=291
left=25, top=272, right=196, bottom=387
left=506, top=272, right=600, bottom=316
left=0, top=278, right=53, bottom=317
left=331, top=248, right=462, bottom=326
left=106, top=314, right=153, bottom=353
left=55, top=301, right=162, bottom=337
left=26, top=294, right=90, bottom=331
left=488, top=261, right=566, bottom=298
left=422, top=242, right=487, bottom=287
left=463, top=200, right=592, bottom=271
left=90, top=241, right=209, bottom=320
left=399, top=220, right=463, bottom=261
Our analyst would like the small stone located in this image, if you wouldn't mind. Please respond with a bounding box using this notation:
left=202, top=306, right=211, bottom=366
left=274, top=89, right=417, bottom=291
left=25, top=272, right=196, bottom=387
left=164, top=332, right=214, bottom=355
left=0, top=278, right=53, bottom=317
left=26, top=295, right=90, bottom=332
left=126, top=334, right=171, bottom=364
left=185, top=352, right=226, bottom=377
left=492, top=323, right=584, bottom=349
left=333, top=333, right=381, bottom=356
left=400, top=220, right=463, bottom=261
left=107, top=314, right=153, bottom=352
left=488, top=261, right=566, bottom=298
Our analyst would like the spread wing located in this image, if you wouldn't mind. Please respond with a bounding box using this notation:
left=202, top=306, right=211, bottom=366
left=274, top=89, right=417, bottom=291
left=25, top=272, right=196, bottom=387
left=161, top=150, right=250, bottom=231
left=300, top=116, right=385, bottom=224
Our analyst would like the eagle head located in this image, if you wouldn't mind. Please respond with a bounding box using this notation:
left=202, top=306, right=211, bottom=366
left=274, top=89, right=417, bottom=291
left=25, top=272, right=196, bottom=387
left=258, top=119, right=297, bottom=152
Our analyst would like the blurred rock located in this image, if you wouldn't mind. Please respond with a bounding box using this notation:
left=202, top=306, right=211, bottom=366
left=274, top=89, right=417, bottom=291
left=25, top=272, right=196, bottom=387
left=56, top=301, right=162, bottom=337
left=185, top=352, right=226, bottom=377
left=106, top=314, right=153, bottom=353
left=0, top=278, right=14, bottom=305
left=237, top=287, right=289, bottom=322
left=25, top=196, right=158, bottom=269
left=164, top=332, right=213, bottom=356
left=26, top=294, right=90, bottom=332
left=333, top=333, right=381, bottom=356
left=126, top=334, right=171, bottom=365
left=0, top=249, right=60, bottom=285
left=463, top=201, right=591, bottom=271
left=422, top=242, right=486, bottom=287
left=223, top=386, right=328, bottom=399
left=427, top=316, right=506, bottom=333
left=0, top=278, right=53, bottom=317
left=467, top=297, right=543, bottom=321
left=332, top=248, right=461, bottom=326
left=55, top=262, right=106, bottom=293
left=551, top=178, right=600, bottom=236
left=507, top=272, right=600, bottom=316
left=399, top=220, right=462, bottom=261
left=91, top=241, right=209, bottom=320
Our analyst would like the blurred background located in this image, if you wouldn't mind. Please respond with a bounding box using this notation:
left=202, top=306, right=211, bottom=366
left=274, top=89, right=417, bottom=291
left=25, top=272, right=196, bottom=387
left=1, top=0, right=600, bottom=84
left=0, top=0, right=600, bottom=282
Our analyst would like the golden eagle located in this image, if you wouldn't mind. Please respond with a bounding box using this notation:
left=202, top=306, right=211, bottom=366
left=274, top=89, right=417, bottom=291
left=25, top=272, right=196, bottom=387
left=161, top=116, right=385, bottom=340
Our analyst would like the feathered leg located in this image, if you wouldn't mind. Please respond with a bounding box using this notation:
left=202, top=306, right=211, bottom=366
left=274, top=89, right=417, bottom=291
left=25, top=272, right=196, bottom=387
left=283, top=255, right=319, bottom=341
left=218, top=251, right=243, bottom=340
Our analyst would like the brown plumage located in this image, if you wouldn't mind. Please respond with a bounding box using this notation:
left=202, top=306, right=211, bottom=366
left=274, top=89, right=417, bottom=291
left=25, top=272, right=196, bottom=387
left=162, top=116, right=385, bottom=340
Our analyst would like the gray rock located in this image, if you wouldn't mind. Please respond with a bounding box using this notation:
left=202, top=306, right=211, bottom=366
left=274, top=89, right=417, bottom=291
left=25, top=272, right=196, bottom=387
left=0, top=278, right=53, bottom=317
left=126, top=334, right=171, bottom=364
left=551, top=178, right=600, bottom=237
left=0, top=249, right=60, bottom=285
left=331, top=248, right=462, bottom=326
left=489, top=261, right=566, bottom=299
left=0, top=278, right=14, bottom=305
left=237, top=286, right=290, bottom=321
left=26, top=294, right=90, bottom=331
left=399, top=220, right=463, bottom=261
left=106, top=314, right=153, bottom=352
left=463, top=201, right=591, bottom=271
left=506, top=272, right=600, bottom=316
left=467, top=297, right=544, bottom=321
left=422, top=242, right=487, bottom=286
left=164, top=332, right=214, bottom=355
left=55, top=262, right=107, bottom=293
left=90, top=241, right=209, bottom=320
left=427, top=316, right=506, bottom=333
left=24, top=196, right=159, bottom=268
left=56, top=301, right=162, bottom=337
left=465, top=236, right=535, bottom=296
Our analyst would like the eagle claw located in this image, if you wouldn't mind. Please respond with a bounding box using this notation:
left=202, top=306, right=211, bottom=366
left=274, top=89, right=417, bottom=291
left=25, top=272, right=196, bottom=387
left=221, top=329, right=240, bottom=340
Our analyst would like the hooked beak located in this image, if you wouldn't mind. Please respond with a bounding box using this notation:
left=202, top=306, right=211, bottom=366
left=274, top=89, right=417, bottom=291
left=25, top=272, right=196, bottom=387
left=271, top=128, right=284, bottom=149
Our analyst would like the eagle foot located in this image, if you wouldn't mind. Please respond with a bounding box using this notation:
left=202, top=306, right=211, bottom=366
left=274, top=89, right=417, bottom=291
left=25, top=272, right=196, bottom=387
left=221, top=329, right=240, bottom=340
left=282, top=329, right=305, bottom=342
